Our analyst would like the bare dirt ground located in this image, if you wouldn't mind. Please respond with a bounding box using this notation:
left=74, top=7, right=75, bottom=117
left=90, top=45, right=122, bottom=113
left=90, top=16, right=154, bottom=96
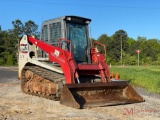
left=0, top=68, right=160, bottom=120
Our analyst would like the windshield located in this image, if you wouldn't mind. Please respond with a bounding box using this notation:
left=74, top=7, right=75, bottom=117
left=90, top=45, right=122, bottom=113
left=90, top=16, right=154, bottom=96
left=66, top=22, right=88, bottom=63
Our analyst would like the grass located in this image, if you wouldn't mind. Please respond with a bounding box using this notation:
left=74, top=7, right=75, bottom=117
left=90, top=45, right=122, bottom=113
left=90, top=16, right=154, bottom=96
left=110, top=66, right=160, bottom=94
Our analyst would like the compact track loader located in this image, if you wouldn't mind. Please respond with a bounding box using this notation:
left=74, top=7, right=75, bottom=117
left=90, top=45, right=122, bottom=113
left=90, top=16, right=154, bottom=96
left=18, top=16, right=144, bottom=108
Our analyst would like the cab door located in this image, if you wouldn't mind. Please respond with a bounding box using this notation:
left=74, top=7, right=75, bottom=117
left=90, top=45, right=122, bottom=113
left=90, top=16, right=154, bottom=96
left=66, top=23, right=88, bottom=63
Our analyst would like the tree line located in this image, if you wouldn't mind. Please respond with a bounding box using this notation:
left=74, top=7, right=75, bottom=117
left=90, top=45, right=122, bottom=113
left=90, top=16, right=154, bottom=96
left=0, top=20, right=160, bottom=66
left=96, top=30, right=160, bottom=65
left=0, top=19, right=39, bottom=65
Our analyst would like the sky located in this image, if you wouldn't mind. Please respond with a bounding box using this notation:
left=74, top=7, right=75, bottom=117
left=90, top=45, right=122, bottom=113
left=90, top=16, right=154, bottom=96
left=1, top=0, right=160, bottom=40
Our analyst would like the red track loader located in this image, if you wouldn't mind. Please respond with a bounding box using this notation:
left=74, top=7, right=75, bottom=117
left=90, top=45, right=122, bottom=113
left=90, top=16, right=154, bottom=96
left=18, top=16, right=144, bottom=108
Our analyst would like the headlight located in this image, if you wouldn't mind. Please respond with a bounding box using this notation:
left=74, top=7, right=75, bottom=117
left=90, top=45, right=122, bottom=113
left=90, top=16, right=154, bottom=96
left=85, top=20, right=90, bottom=24
left=67, top=17, right=71, bottom=21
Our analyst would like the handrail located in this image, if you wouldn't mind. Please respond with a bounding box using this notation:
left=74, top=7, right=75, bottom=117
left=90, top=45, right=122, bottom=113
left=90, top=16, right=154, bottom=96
left=58, top=38, right=72, bottom=59
left=92, top=40, right=106, bottom=61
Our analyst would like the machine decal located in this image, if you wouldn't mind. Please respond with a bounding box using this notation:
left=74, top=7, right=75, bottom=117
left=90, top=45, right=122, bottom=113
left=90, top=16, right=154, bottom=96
left=51, top=51, right=65, bottom=63
left=20, top=44, right=28, bottom=53
left=54, top=49, right=60, bottom=57
left=35, top=41, right=38, bottom=45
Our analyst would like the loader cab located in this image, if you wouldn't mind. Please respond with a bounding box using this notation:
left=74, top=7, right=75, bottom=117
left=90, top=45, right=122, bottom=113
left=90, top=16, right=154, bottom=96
left=40, top=16, right=91, bottom=63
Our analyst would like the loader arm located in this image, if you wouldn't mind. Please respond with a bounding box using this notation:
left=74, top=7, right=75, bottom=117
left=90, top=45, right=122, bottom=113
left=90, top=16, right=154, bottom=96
left=27, top=36, right=77, bottom=84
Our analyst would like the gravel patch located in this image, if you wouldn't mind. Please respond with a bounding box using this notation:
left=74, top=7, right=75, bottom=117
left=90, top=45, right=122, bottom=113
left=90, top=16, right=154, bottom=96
left=0, top=77, right=159, bottom=120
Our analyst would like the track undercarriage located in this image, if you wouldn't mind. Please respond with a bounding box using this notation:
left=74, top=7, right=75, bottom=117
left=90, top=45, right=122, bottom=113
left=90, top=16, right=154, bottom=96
left=21, top=65, right=64, bottom=100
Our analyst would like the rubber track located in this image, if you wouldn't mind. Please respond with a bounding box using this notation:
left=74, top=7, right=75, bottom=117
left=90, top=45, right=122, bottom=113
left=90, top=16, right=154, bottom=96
left=21, top=65, right=65, bottom=100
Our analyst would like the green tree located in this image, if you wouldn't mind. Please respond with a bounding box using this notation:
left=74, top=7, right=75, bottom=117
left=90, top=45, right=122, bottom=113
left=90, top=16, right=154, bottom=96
left=145, top=39, right=160, bottom=62
left=111, top=30, right=128, bottom=63
left=0, top=19, right=39, bottom=66
left=24, top=20, right=38, bottom=36
left=125, top=37, right=136, bottom=55
left=0, top=30, right=17, bottom=65
left=12, top=19, right=24, bottom=38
